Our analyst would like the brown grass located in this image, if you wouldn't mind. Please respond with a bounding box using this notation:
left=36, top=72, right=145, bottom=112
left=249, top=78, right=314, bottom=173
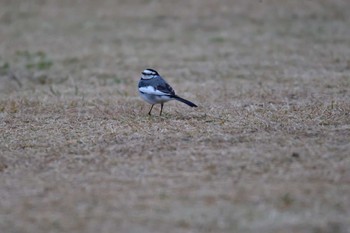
left=0, top=0, right=350, bottom=232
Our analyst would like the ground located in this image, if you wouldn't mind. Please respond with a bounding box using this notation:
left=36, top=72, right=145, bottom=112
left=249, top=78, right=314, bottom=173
left=0, top=0, right=349, bottom=232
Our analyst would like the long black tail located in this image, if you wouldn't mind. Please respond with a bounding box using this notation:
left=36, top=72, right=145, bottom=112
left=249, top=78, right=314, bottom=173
left=172, top=95, right=198, bottom=107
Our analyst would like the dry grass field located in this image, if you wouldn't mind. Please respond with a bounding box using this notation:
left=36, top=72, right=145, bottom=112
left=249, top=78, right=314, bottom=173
left=0, top=0, right=350, bottom=232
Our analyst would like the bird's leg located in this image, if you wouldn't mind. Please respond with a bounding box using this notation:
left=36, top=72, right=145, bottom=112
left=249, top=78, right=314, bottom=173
left=148, top=105, right=154, bottom=115
left=160, top=103, right=164, bottom=116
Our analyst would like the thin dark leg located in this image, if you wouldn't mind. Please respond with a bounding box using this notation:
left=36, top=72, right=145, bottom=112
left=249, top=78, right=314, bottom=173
left=148, top=105, right=154, bottom=115
left=160, top=103, right=164, bottom=116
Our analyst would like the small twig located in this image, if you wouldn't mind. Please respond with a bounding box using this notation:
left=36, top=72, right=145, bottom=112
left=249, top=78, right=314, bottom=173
left=8, top=71, right=22, bottom=87
left=49, top=85, right=61, bottom=96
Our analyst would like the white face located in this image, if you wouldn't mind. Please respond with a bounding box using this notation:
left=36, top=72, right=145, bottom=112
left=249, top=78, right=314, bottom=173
left=141, top=69, right=158, bottom=79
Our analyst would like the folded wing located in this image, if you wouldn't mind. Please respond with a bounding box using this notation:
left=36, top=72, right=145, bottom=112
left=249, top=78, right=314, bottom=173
left=139, top=86, right=170, bottom=96
left=139, top=83, right=175, bottom=96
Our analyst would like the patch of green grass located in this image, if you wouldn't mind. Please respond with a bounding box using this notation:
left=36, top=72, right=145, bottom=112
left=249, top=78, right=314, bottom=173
left=16, top=50, right=53, bottom=71
left=0, top=62, right=10, bottom=74
left=26, top=60, right=53, bottom=70
left=280, top=193, right=294, bottom=208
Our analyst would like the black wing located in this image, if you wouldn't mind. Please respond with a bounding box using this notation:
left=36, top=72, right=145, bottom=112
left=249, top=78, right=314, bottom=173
left=156, top=82, right=175, bottom=96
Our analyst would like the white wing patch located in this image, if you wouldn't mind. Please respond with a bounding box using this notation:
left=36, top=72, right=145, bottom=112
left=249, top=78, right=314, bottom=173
left=139, top=86, right=169, bottom=96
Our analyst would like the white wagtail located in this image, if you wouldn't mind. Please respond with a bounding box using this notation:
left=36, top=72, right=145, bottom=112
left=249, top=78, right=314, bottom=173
left=138, top=68, right=198, bottom=116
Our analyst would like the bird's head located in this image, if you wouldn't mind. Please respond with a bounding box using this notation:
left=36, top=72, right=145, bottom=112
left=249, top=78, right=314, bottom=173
left=141, top=68, right=159, bottom=79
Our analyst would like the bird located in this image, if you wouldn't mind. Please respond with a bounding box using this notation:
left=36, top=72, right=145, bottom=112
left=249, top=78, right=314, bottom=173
left=138, top=68, right=197, bottom=116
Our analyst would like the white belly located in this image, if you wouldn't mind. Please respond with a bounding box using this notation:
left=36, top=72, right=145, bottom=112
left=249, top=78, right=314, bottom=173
left=139, top=92, right=172, bottom=105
